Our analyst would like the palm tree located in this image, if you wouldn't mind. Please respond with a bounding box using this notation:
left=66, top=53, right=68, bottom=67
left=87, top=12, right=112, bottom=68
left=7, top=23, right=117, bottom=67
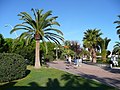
left=79, top=48, right=89, bottom=59
left=98, top=37, right=111, bottom=62
left=83, top=29, right=102, bottom=63
left=10, top=8, right=64, bottom=69
left=114, top=15, right=120, bottom=39
left=113, top=42, right=120, bottom=58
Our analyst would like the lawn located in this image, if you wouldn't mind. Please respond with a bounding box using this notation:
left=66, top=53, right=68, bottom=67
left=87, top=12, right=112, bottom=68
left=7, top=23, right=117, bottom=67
left=0, top=66, right=117, bottom=90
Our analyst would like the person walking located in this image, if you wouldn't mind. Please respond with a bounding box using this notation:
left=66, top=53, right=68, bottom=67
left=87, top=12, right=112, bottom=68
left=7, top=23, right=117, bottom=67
left=68, top=55, right=71, bottom=64
left=78, top=57, right=82, bottom=67
left=113, top=56, right=118, bottom=67
left=109, top=56, right=113, bottom=68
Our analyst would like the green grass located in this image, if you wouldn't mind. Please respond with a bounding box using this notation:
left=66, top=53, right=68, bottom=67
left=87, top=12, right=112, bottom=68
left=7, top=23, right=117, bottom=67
left=0, top=66, right=117, bottom=90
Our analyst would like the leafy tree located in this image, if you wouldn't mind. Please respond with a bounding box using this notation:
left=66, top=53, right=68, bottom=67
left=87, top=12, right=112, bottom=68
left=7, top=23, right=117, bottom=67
left=64, top=40, right=71, bottom=47
left=14, top=40, right=36, bottom=65
left=62, top=49, right=75, bottom=57
left=0, top=34, right=9, bottom=53
left=70, top=41, right=81, bottom=55
left=4, top=38, right=14, bottom=53
left=64, top=40, right=81, bottom=56
left=114, top=15, right=120, bottom=39
left=98, top=37, right=111, bottom=62
left=60, top=41, right=73, bottom=58
left=10, top=8, right=64, bottom=69
left=0, top=34, right=5, bottom=52
left=41, top=42, right=56, bottom=62
left=83, top=29, right=102, bottom=63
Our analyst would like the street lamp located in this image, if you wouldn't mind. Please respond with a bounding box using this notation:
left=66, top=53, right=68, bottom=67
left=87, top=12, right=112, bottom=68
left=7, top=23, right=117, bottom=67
left=54, top=47, right=59, bottom=60
left=5, top=24, right=18, bottom=37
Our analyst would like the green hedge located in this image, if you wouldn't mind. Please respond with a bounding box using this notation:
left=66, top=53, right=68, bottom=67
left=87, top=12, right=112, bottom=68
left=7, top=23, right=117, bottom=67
left=0, top=53, right=27, bottom=83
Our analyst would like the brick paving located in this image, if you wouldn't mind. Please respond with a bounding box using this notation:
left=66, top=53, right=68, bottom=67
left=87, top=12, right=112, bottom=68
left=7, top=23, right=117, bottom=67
left=47, top=60, right=120, bottom=89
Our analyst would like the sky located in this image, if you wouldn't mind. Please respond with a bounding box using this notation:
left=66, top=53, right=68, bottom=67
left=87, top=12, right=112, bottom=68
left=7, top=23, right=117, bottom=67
left=0, top=0, right=120, bottom=51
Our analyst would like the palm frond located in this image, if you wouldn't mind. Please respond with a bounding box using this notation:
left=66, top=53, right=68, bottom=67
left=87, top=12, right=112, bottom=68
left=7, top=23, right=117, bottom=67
left=25, top=34, right=33, bottom=45
left=116, top=25, right=120, bottom=29
left=44, top=35, right=61, bottom=45
left=14, top=24, right=35, bottom=31
left=18, top=12, right=32, bottom=20
left=44, top=28, right=63, bottom=35
left=42, top=38, right=48, bottom=54
left=10, top=8, right=64, bottom=46
left=10, top=27, right=30, bottom=34
left=117, top=29, right=120, bottom=34
left=41, top=10, right=52, bottom=21
left=51, top=21, right=60, bottom=26
left=44, top=32, right=64, bottom=41
left=18, top=11, right=37, bottom=29
left=114, top=21, right=120, bottom=24
left=18, top=32, right=29, bottom=41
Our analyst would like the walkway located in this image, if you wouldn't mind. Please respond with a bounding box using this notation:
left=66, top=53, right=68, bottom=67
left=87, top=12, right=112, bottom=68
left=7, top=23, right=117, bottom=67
left=47, top=61, right=120, bottom=89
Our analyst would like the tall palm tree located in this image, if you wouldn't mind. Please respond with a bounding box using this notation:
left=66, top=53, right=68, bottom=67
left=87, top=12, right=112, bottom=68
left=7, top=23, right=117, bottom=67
left=113, top=42, right=120, bottom=58
left=98, top=37, right=111, bottom=62
left=10, top=8, right=64, bottom=69
left=83, top=29, right=102, bottom=63
left=114, top=15, right=120, bottom=39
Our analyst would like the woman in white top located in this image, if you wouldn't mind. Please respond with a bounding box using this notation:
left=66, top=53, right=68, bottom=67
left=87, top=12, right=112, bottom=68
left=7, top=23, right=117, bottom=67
left=68, top=56, right=71, bottom=64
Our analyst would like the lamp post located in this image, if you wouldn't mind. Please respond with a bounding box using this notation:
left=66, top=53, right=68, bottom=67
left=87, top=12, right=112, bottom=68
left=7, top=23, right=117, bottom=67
left=54, top=47, right=59, bottom=60
left=5, top=24, right=18, bottom=37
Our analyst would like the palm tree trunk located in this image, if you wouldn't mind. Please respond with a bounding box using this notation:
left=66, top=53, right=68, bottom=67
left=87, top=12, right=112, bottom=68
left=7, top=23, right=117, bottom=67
left=101, top=49, right=107, bottom=62
left=89, top=48, right=92, bottom=61
left=90, top=56, right=92, bottom=61
left=35, top=40, right=41, bottom=69
left=92, top=56, right=96, bottom=63
left=92, top=48, right=97, bottom=63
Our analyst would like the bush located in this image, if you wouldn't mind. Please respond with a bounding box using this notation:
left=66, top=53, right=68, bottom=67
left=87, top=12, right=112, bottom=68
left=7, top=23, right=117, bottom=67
left=0, top=53, right=27, bottom=83
left=14, top=46, right=35, bottom=65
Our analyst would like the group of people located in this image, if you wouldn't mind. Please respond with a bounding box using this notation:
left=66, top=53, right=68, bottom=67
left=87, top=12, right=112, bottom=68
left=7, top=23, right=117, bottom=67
left=66, top=55, right=119, bottom=69
left=74, top=57, right=82, bottom=67
left=66, top=55, right=82, bottom=67
left=109, top=55, right=119, bottom=68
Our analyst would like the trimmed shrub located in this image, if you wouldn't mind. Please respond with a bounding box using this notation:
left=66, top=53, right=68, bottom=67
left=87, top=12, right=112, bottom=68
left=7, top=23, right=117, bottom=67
left=0, top=53, right=27, bottom=83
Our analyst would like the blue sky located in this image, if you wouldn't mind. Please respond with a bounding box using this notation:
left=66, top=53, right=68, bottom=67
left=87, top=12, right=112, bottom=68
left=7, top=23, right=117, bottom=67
left=0, top=0, right=120, bottom=51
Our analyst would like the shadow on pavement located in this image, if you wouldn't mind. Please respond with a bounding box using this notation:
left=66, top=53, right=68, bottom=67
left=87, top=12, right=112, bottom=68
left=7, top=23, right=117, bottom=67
left=103, top=67, right=120, bottom=74
left=84, top=62, right=120, bottom=74
left=77, top=72, right=120, bottom=90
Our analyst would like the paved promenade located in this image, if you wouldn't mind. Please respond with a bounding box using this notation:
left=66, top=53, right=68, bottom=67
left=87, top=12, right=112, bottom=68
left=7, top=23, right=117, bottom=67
left=48, top=61, right=120, bottom=89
